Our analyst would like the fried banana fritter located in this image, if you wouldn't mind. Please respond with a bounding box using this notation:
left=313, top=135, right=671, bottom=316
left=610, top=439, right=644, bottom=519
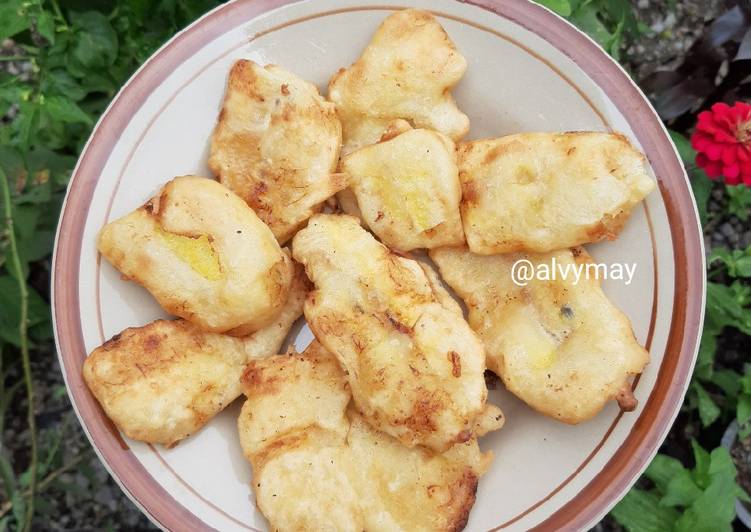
left=458, top=132, right=656, bottom=254
left=329, top=9, right=469, bottom=155
left=98, top=176, right=292, bottom=335
left=430, top=246, right=649, bottom=424
left=238, top=341, right=496, bottom=532
left=209, top=60, right=345, bottom=243
left=292, top=214, right=502, bottom=451
left=82, top=264, right=309, bottom=446
left=335, top=119, right=411, bottom=224
left=341, top=129, right=465, bottom=251
left=339, top=117, right=413, bottom=158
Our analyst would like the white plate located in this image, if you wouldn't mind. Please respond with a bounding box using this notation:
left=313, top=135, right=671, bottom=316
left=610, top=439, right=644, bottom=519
left=52, top=0, right=705, bottom=530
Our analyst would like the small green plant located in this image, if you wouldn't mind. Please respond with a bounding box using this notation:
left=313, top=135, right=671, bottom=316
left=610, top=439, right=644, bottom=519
left=709, top=246, right=751, bottom=279
left=535, top=0, right=645, bottom=60
left=0, top=0, right=221, bottom=529
left=612, top=442, right=749, bottom=532
left=665, top=132, right=751, bottom=433
left=726, top=185, right=751, bottom=222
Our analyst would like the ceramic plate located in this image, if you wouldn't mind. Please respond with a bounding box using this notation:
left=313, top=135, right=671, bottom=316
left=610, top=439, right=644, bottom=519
left=52, top=0, right=706, bottom=530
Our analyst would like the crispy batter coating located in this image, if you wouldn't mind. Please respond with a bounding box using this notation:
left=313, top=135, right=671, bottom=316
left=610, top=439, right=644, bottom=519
left=338, top=117, right=413, bottom=159
left=430, top=246, right=649, bottom=423
left=209, top=60, right=345, bottom=243
left=238, top=341, right=496, bottom=531
left=341, top=129, right=465, bottom=251
left=458, top=132, right=656, bottom=254
left=292, top=214, right=502, bottom=451
left=82, top=264, right=309, bottom=447
left=84, top=264, right=308, bottom=446
left=98, top=176, right=292, bottom=334
left=329, top=9, right=469, bottom=155
left=335, top=119, right=411, bottom=224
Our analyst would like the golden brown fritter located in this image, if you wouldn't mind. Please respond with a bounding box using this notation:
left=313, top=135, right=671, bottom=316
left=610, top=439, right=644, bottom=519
left=329, top=9, right=469, bottom=155
left=209, top=60, right=345, bottom=243
left=238, top=341, right=496, bottom=531
left=341, top=129, right=465, bottom=251
left=292, top=214, right=502, bottom=452
left=335, top=119, right=411, bottom=224
left=430, top=246, right=649, bottom=424
left=82, top=264, right=309, bottom=447
left=338, top=117, right=412, bottom=159
left=458, top=132, right=656, bottom=254
left=97, top=176, right=292, bottom=335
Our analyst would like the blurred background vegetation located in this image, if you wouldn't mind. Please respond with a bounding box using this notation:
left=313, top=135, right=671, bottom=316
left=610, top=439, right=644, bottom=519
left=0, top=0, right=749, bottom=530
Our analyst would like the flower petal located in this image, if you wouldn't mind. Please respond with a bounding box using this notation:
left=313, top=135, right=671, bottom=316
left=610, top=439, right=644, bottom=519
left=724, top=163, right=740, bottom=179
left=707, top=144, right=723, bottom=161
left=722, top=146, right=737, bottom=164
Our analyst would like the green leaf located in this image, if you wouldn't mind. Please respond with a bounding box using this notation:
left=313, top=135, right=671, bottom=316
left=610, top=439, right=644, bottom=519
left=611, top=488, right=678, bottom=532
left=694, top=325, right=717, bottom=381
left=0, top=78, right=25, bottom=120
left=705, top=281, right=751, bottom=334
left=0, top=276, right=50, bottom=346
left=0, top=1, right=32, bottom=41
left=736, top=256, right=751, bottom=277
left=676, top=448, right=740, bottom=532
left=535, top=0, right=572, bottom=17
left=24, top=146, right=75, bottom=190
left=710, top=369, right=741, bottom=397
left=0, top=147, right=24, bottom=189
left=740, top=365, right=751, bottom=394
left=694, top=381, right=721, bottom=427
left=41, top=69, right=87, bottom=102
left=571, top=5, right=614, bottom=48
left=16, top=229, right=53, bottom=264
left=669, top=130, right=694, bottom=163
left=689, top=169, right=712, bottom=227
left=43, top=95, right=93, bottom=126
left=14, top=101, right=41, bottom=152
left=12, top=205, right=39, bottom=242
left=11, top=490, right=26, bottom=530
left=691, top=440, right=712, bottom=489
left=606, top=16, right=625, bottom=60
left=708, top=247, right=733, bottom=269
left=708, top=246, right=751, bottom=278
left=726, top=184, right=751, bottom=222
left=669, top=130, right=712, bottom=226
left=0, top=455, right=16, bottom=500
left=68, top=11, right=118, bottom=72
left=35, top=10, right=56, bottom=44
left=708, top=446, right=737, bottom=478
left=661, top=469, right=702, bottom=507
left=645, top=453, right=686, bottom=493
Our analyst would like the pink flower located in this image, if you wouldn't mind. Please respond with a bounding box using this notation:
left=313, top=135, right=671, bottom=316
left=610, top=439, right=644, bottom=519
left=691, top=101, right=751, bottom=186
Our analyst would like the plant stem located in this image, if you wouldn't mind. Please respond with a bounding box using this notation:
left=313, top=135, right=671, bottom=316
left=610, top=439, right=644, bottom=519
left=0, top=56, right=30, bottom=62
left=0, top=344, right=4, bottom=440
left=0, top=455, right=85, bottom=519
left=0, top=168, right=36, bottom=531
left=49, top=0, right=68, bottom=28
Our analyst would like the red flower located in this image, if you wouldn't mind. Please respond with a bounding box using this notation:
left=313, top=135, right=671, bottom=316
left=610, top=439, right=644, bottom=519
left=690, top=101, right=751, bottom=186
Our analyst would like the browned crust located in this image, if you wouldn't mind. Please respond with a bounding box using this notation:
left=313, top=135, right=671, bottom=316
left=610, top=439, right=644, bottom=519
left=448, top=350, right=462, bottom=378
left=616, top=385, right=638, bottom=412
left=445, top=470, right=480, bottom=532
